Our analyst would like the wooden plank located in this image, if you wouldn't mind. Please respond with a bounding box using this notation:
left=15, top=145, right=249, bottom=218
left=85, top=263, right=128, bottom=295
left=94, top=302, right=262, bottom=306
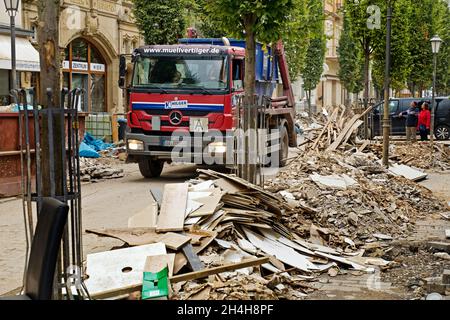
left=174, top=252, right=188, bottom=275
left=341, top=120, right=364, bottom=147
left=182, top=243, right=204, bottom=271
left=312, top=107, right=339, bottom=150
left=158, top=233, right=191, bottom=251
left=91, top=257, right=269, bottom=299
left=358, top=140, right=370, bottom=153
left=156, top=183, right=188, bottom=232
left=326, top=114, right=360, bottom=152
left=170, top=257, right=269, bottom=283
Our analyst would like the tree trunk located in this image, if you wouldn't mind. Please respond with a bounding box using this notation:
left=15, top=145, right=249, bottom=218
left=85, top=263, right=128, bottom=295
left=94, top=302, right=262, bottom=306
left=37, top=1, right=62, bottom=197
left=363, top=44, right=370, bottom=137
left=242, top=15, right=257, bottom=183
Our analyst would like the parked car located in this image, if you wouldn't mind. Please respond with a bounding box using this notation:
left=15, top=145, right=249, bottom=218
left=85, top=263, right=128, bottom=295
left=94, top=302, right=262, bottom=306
left=369, top=97, right=450, bottom=140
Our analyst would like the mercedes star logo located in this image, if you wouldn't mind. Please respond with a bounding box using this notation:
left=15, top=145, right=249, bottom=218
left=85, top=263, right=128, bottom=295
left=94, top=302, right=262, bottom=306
left=169, top=111, right=182, bottom=125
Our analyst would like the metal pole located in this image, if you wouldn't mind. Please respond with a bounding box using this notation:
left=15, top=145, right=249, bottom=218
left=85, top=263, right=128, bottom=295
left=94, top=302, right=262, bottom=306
left=382, top=2, right=392, bottom=167
left=10, top=14, right=16, bottom=90
left=430, top=53, right=437, bottom=144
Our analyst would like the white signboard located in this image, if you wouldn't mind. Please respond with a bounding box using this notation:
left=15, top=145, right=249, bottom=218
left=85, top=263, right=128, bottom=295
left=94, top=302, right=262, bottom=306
left=90, top=63, right=105, bottom=72
left=71, top=61, right=88, bottom=71
left=62, top=60, right=70, bottom=69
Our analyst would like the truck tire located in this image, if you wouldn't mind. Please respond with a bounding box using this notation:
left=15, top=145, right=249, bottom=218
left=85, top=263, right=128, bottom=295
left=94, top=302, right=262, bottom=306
left=138, top=159, right=164, bottom=178
left=278, top=125, right=289, bottom=167
left=435, top=124, right=450, bottom=140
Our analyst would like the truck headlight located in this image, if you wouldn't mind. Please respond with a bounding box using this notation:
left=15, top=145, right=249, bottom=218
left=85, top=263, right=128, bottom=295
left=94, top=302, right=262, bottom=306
left=128, top=139, right=144, bottom=151
left=207, top=142, right=227, bottom=154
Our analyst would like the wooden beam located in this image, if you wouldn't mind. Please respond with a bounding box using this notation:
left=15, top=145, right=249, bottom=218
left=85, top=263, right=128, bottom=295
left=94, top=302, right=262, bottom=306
left=169, top=256, right=269, bottom=283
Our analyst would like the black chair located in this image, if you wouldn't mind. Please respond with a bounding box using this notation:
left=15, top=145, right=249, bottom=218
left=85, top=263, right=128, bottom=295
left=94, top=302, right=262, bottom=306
left=0, top=197, right=69, bottom=300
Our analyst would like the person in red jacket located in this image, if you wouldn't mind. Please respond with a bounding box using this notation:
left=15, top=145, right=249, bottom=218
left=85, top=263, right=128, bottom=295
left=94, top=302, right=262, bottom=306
left=417, top=102, right=431, bottom=141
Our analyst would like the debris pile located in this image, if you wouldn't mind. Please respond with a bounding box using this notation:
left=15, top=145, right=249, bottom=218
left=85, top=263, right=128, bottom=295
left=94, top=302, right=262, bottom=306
left=268, top=150, right=445, bottom=245
left=80, top=157, right=124, bottom=182
left=83, top=166, right=414, bottom=300
left=367, top=142, right=450, bottom=171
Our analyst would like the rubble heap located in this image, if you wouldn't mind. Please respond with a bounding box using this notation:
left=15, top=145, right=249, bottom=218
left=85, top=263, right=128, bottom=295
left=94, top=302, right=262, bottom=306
left=367, top=142, right=450, bottom=171
left=266, top=150, right=445, bottom=248
left=80, top=157, right=124, bottom=182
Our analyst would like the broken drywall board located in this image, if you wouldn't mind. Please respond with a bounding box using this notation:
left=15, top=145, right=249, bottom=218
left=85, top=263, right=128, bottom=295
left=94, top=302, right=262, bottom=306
left=214, top=178, right=247, bottom=194
left=157, top=183, right=188, bottom=232
left=189, top=188, right=224, bottom=217
left=150, top=188, right=163, bottom=206
left=293, top=239, right=340, bottom=256
left=313, top=251, right=368, bottom=271
left=189, top=180, right=215, bottom=192
left=185, top=199, right=203, bottom=217
left=243, top=227, right=317, bottom=272
left=445, top=229, right=450, bottom=239
left=373, top=233, right=393, bottom=241
left=237, top=238, right=258, bottom=255
left=188, top=191, right=213, bottom=200
left=128, top=192, right=158, bottom=228
left=85, top=243, right=166, bottom=297
left=386, top=163, right=428, bottom=181
left=310, top=173, right=358, bottom=190
left=258, top=229, right=315, bottom=256
left=184, top=216, right=203, bottom=225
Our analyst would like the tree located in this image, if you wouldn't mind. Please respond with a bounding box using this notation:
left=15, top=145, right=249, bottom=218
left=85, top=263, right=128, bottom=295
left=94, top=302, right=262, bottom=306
left=205, top=0, right=295, bottom=100
left=338, top=11, right=364, bottom=104
left=37, top=0, right=62, bottom=197
left=433, top=0, right=450, bottom=96
left=371, top=0, right=412, bottom=94
left=344, top=0, right=385, bottom=108
left=132, top=0, right=187, bottom=44
left=300, top=0, right=325, bottom=111
left=191, top=0, right=229, bottom=38
left=284, top=0, right=310, bottom=82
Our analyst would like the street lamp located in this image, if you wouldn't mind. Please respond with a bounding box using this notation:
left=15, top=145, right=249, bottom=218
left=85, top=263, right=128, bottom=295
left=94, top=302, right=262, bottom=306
left=430, top=35, right=443, bottom=143
left=382, top=1, right=393, bottom=167
left=3, top=0, right=20, bottom=92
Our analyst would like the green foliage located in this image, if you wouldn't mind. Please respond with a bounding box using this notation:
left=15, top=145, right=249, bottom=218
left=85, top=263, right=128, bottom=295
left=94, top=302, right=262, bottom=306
left=132, top=0, right=187, bottom=45
left=433, top=0, right=450, bottom=96
left=371, top=0, right=413, bottom=92
left=191, top=0, right=228, bottom=38
left=338, top=12, right=364, bottom=94
left=205, top=0, right=295, bottom=44
left=284, top=0, right=310, bottom=82
left=300, top=0, right=326, bottom=97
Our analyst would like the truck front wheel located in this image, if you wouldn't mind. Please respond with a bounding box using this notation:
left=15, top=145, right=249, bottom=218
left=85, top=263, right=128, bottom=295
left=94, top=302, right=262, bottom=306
left=138, top=159, right=164, bottom=178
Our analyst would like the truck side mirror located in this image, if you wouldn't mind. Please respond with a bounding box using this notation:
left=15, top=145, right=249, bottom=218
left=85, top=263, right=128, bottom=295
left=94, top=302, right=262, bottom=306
left=118, top=55, right=126, bottom=89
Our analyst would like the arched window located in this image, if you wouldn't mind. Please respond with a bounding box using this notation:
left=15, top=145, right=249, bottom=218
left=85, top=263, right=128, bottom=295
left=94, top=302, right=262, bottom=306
left=62, top=38, right=107, bottom=112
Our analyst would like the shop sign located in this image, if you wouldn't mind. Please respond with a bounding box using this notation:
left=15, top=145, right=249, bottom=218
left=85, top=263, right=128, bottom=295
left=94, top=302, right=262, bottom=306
left=72, top=61, right=88, bottom=71
left=90, top=63, right=105, bottom=72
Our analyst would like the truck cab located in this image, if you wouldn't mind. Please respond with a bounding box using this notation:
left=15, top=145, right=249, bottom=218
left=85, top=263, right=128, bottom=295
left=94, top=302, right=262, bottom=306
left=121, top=38, right=296, bottom=178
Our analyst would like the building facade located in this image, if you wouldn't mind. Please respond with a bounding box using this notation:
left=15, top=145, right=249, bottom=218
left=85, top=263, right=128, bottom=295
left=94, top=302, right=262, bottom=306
left=292, top=0, right=345, bottom=111
left=15, top=0, right=143, bottom=113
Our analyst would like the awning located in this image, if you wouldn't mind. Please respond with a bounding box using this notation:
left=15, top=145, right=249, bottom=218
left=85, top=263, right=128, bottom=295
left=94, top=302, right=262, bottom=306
left=0, top=35, right=40, bottom=72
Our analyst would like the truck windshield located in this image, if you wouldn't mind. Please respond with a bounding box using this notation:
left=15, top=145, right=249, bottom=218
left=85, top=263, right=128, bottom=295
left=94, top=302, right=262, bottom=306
left=132, top=56, right=229, bottom=92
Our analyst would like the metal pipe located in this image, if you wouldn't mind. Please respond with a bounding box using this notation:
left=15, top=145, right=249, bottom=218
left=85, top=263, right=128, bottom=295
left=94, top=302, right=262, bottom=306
left=382, top=2, right=392, bottom=167
left=10, top=15, right=16, bottom=91
left=430, top=53, right=437, bottom=144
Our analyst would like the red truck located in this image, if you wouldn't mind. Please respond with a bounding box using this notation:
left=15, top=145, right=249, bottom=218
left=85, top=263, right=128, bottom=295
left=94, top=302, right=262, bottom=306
left=119, top=38, right=297, bottom=178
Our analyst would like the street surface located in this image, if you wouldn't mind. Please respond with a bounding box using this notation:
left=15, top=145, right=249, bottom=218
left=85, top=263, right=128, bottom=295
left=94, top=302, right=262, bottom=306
left=0, top=159, right=449, bottom=297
